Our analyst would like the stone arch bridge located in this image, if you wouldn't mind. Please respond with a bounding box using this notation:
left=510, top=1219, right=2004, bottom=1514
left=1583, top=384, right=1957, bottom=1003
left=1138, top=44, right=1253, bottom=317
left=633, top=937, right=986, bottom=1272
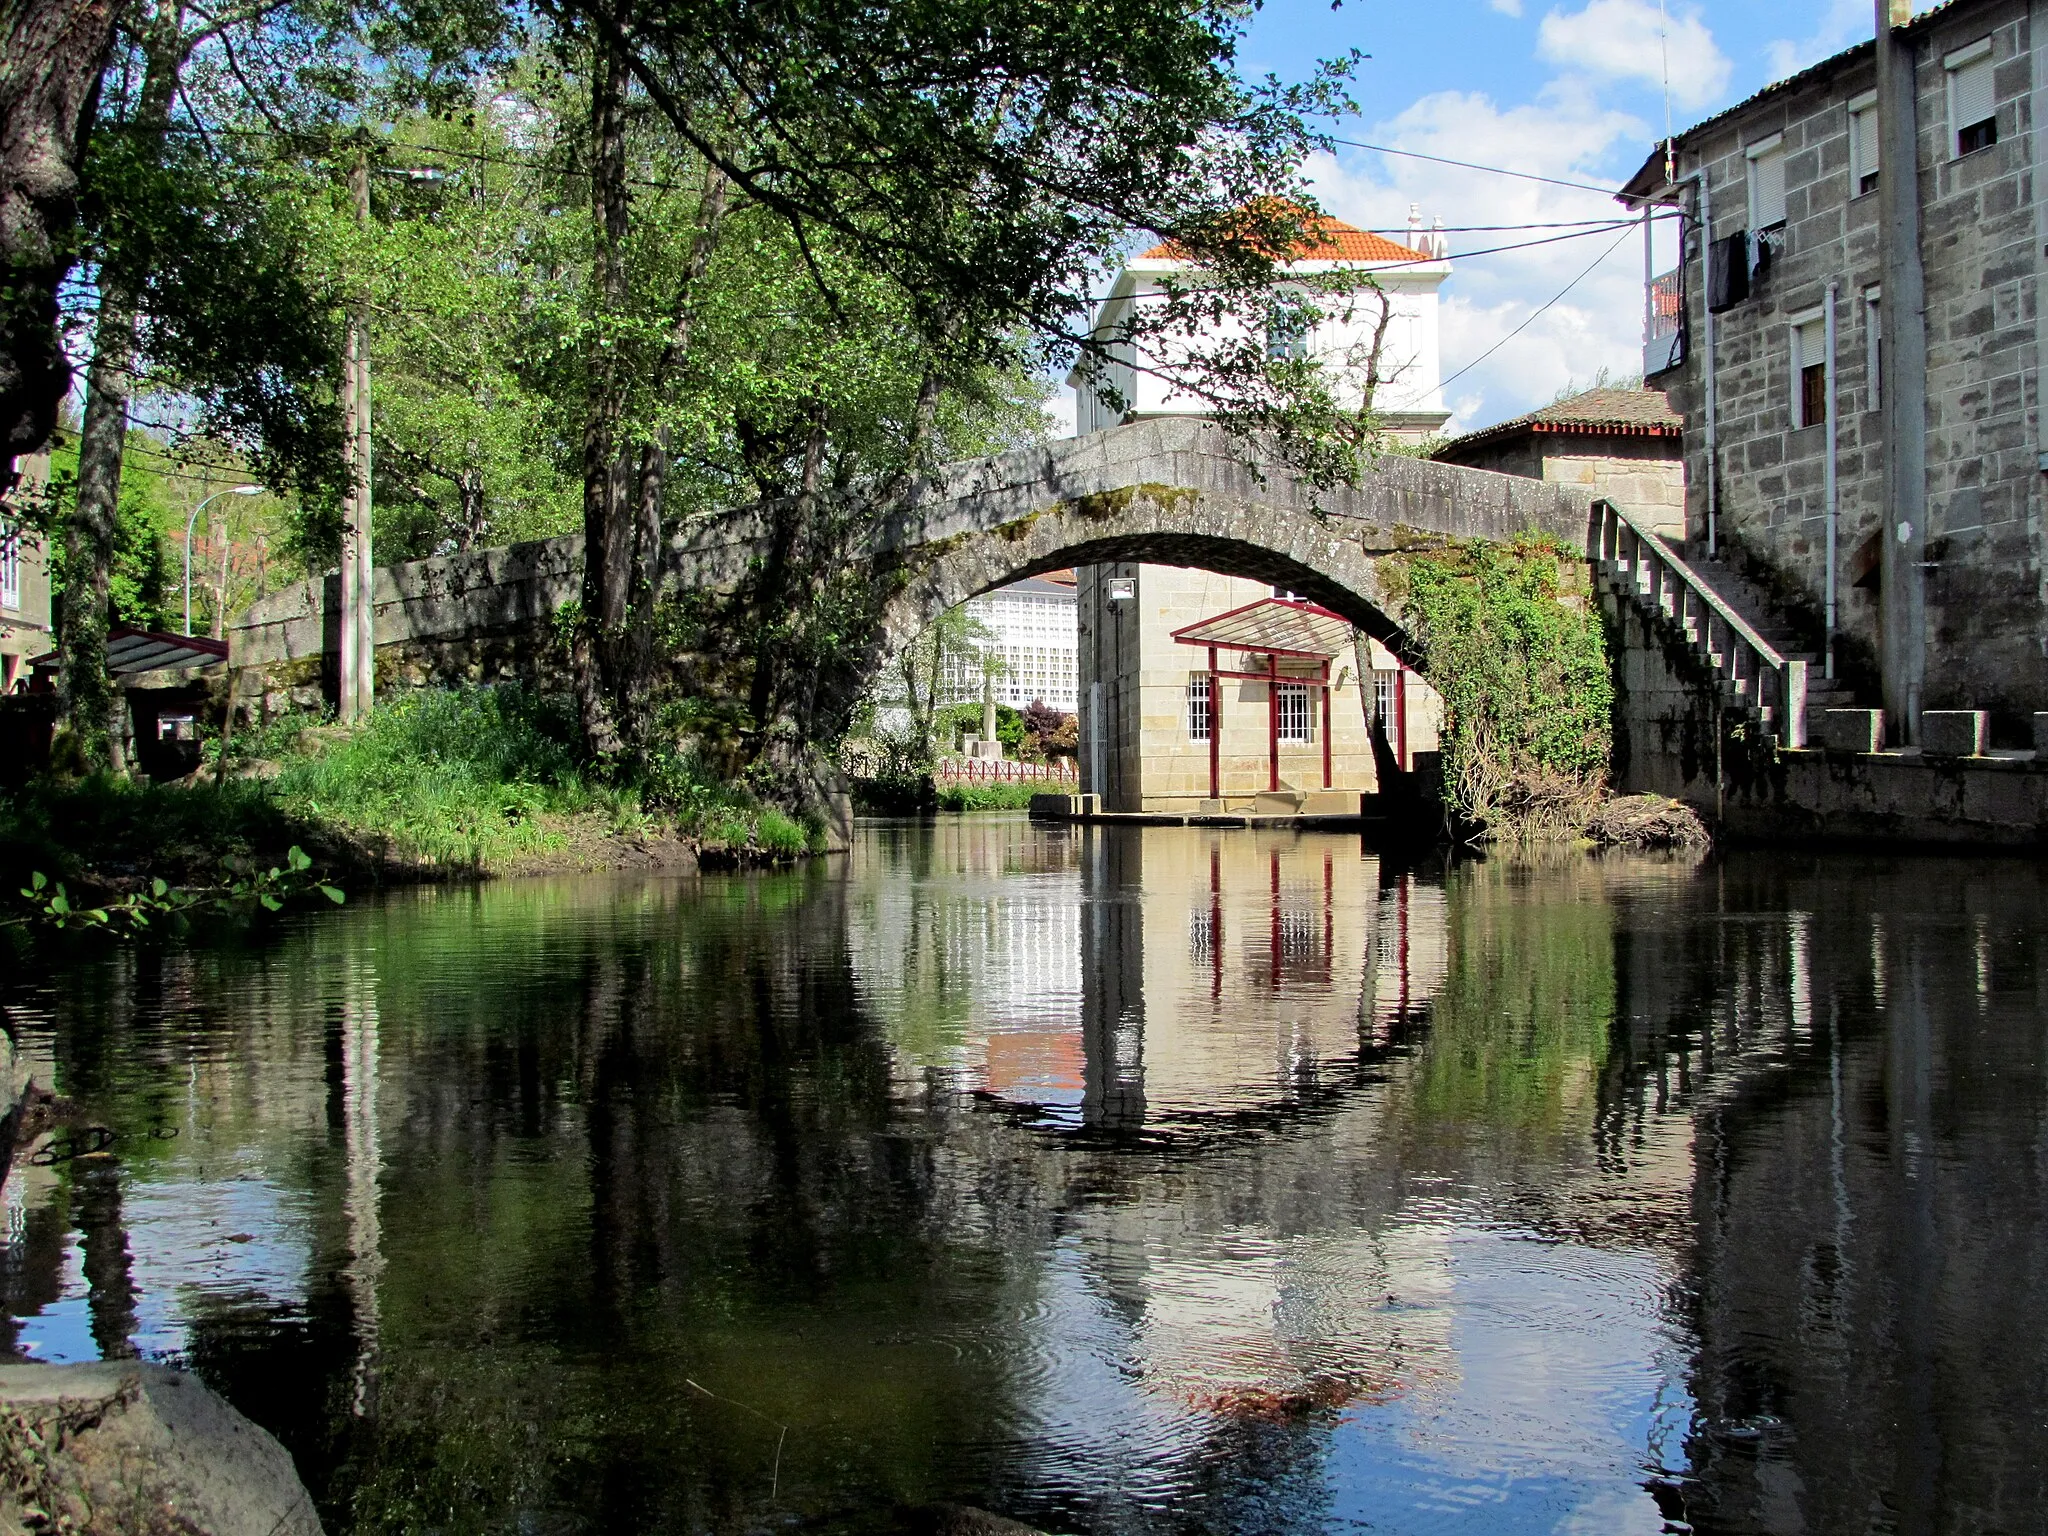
left=667, top=416, right=1592, bottom=669
left=231, top=417, right=1803, bottom=820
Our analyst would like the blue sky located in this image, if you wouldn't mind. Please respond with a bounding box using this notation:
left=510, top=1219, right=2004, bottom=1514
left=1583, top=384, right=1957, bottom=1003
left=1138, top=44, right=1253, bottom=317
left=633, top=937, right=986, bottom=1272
left=1061, top=0, right=1896, bottom=436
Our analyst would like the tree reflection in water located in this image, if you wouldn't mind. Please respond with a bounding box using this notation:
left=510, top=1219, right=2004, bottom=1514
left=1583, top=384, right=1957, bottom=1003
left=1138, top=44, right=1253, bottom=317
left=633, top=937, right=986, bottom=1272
left=0, top=828, right=2042, bottom=1535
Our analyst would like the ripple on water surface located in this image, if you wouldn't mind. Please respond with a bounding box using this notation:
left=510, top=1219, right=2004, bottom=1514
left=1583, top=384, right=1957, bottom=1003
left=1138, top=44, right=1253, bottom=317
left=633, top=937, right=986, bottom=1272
left=3, top=828, right=2046, bottom=1535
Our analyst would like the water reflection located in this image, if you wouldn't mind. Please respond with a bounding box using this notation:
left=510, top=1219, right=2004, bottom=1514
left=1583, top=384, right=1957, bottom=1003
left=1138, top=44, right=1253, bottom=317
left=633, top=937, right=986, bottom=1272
left=0, top=824, right=2042, bottom=1535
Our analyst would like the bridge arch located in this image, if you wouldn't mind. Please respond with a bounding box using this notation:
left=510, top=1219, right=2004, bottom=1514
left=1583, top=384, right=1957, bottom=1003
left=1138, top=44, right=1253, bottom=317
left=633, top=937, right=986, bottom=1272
left=852, top=415, right=1596, bottom=675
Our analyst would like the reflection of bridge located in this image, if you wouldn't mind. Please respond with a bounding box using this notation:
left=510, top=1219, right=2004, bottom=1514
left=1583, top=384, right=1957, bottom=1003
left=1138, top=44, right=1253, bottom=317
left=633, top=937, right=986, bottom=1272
left=847, top=820, right=1448, bottom=1142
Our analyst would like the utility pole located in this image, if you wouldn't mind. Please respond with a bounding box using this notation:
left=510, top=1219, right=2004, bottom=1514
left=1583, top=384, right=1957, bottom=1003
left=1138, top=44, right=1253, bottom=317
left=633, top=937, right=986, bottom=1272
left=1876, top=0, right=1928, bottom=742
left=339, top=148, right=375, bottom=723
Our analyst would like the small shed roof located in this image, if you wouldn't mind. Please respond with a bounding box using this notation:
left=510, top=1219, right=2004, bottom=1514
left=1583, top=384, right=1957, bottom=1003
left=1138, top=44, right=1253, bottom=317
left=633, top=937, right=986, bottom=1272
left=107, top=628, right=228, bottom=674
left=1172, top=597, right=1353, bottom=661
left=1433, top=387, right=1681, bottom=461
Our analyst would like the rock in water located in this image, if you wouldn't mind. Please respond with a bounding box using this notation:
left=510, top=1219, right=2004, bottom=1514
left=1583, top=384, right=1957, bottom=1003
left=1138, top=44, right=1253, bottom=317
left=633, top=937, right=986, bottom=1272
left=0, top=1362, right=323, bottom=1535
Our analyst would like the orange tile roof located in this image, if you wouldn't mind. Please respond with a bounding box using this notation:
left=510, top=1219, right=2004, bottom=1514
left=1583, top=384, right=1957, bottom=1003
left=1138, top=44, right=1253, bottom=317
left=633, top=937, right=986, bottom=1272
left=1139, top=215, right=1434, bottom=265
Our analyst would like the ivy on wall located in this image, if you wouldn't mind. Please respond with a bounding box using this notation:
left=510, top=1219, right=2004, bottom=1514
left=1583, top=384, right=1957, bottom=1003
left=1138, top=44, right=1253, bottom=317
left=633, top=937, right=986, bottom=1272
left=1381, top=534, right=1612, bottom=838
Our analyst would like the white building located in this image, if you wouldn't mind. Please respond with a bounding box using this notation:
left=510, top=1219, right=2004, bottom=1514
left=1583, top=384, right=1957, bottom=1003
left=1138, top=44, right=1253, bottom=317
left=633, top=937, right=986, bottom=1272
left=1070, top=207, right=1453, bottom=441
left=940, top=571, right=1080, bottom=713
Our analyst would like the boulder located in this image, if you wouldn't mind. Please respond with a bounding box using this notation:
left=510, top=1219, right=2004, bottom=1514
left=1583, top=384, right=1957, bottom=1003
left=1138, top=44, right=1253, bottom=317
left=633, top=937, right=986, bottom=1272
left=0, top=1362, right=322, bottom=1536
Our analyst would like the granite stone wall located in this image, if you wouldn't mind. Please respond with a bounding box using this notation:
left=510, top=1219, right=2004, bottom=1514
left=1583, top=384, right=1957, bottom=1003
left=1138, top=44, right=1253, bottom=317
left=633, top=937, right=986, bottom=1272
left=1662, top=0, right=2048, bottom=736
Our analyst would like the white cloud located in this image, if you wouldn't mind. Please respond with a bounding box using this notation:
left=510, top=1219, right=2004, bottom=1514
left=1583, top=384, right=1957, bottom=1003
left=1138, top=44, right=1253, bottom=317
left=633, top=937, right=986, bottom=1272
left=1536, top=0, right=1731, bottom=110
left=1307, top=81, right=1657, bottom=432
left=1044, top=387, right=1078, bottom=439
left=1764, top=0, right=1868, bottom=80
left=1490, top=0, right=1524, bottom=15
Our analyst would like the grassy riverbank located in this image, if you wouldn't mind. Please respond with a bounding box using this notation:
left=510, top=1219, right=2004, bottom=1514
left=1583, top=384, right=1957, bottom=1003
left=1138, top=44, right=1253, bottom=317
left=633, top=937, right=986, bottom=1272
left=0, top=687, right=818, bottom=895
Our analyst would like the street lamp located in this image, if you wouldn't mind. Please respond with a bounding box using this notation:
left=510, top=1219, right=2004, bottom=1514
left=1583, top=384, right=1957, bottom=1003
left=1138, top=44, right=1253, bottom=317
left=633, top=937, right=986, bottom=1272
left=185, top=484, right=263, bottom=636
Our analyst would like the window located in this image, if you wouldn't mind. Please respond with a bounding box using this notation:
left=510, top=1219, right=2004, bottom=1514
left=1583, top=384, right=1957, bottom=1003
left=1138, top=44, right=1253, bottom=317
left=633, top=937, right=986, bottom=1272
left=0, top=518, right=18, bottom=612
left=1947, top=40, right=1997, bottom=156
left=1791, top=313, right=1828, bottom=429
left=1848, top=92, right=1879, bottom=195
left=1747, top=135, right=1787, bottom=231
left=1276, top=681, right=1313, bottom=743
left=1265, top=296, right=1310, bottom=360
left=1187, top=674, right=1212, bottom=741
left=1865, top=288, right=1882, bottom=411
left=1373, top=671, right=1398, bottom=730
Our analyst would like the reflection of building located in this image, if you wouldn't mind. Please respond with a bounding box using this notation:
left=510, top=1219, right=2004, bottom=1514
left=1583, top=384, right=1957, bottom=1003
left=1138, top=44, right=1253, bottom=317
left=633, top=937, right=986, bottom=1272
left=939, top=571, right=1079, bottom=712
left=1077, top=565, right=1441, bottom=814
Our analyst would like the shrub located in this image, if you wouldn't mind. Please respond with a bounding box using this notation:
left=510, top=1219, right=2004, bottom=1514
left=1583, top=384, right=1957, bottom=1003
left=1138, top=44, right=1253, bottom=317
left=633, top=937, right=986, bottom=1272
left=934, top=781, right=1040, bottom=811
left=1381, top=535, right=1612, bottom=839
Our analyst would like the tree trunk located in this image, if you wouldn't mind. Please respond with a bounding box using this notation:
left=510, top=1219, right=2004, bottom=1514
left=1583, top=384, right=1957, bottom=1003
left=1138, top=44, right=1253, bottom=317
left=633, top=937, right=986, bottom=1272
left=59, top=287, right=135, bottom=767
left=574, top=19, right=631, bottom=761
left=0, top=0, right=117, bottom=465
left=55, top=7, right=185, bottom=768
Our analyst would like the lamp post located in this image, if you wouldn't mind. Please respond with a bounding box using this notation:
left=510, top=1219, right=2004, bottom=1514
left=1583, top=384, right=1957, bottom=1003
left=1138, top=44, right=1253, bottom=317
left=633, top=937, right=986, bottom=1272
left=185, top=484, right=263, bottom=636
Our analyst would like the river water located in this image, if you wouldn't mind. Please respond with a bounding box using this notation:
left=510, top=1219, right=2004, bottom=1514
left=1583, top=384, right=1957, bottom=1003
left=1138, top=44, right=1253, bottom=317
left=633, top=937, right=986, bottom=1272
left=2, top=820, right=2044, bottom=1535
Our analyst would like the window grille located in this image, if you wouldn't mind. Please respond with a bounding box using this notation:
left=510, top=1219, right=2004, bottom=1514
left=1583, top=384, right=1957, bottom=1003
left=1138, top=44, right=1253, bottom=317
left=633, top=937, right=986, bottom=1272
left=1187, top=674, right=1212, bottom=741
left=1373, top=671, right=1398, bottom=732
left=1948, top=41, right=1997, bottom=157
left=1277, top=681, right=1313, bottom=743
left=1746, top=137, right=1787, bottom=231
left=0, top=519, right=18, bottom=612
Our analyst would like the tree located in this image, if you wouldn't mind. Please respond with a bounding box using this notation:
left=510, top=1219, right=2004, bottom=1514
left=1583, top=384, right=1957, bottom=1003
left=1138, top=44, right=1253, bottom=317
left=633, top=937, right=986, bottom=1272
left=0, top=0, right=119, bottom=468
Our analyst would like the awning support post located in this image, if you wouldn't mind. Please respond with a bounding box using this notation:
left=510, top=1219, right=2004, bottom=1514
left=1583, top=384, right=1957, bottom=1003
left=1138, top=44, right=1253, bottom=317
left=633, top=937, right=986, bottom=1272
left=1266, top=653, right=1279, bottom=792
left=1208, top=645, right=1220, bottom=800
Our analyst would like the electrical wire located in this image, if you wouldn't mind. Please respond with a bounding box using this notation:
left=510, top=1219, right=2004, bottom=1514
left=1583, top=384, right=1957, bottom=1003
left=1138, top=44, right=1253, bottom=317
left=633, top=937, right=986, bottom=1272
left=1437, top=222, right=1637, bottom=392
left=1323, top=136, right=1623, bottom=197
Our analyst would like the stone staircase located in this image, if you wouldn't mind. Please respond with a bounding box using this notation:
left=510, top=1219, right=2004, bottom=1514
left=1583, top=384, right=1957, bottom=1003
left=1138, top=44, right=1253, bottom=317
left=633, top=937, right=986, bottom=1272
left=1683, top=553, right=1863, bottom=718
left=1589, top=502, right=1854, bottom=749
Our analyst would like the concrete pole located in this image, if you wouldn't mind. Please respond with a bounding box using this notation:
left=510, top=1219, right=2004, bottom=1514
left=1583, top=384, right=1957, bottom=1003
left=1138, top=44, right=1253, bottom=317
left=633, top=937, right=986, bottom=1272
left=339, top=152, right=375, bottom=723
left=1876, top=0, right=1929, bottom=741
left=1825, top=280, right=1840, bottom=679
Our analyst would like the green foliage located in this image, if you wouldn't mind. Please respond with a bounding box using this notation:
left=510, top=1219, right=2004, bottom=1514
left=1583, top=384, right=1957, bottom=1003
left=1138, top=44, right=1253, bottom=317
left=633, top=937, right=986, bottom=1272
left=267, top=688, right=602, bottom=864
left=7, top=848, right=344, bottom=935
left=0, top=773, right=309, bottom=891
left=933, top=702, right=1023, bottom=754
left=1382, top=535, right=1613, bottom=838
left=40, top=435, right=176, bottom=630
left=933, top=781, right=1039, bottom=812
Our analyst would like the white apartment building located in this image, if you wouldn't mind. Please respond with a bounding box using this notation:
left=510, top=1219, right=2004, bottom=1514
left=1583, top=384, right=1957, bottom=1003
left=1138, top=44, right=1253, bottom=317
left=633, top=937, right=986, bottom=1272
left=939, top=572, right=1080, bottom=713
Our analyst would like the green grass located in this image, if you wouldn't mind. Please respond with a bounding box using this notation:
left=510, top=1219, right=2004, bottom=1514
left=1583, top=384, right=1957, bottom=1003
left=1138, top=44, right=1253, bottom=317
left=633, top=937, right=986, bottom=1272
left=2, top=685, right=826, bottom=891
left=261, top=688, right=613, bottom=866
left=933, top=780, right=1043, bottom=812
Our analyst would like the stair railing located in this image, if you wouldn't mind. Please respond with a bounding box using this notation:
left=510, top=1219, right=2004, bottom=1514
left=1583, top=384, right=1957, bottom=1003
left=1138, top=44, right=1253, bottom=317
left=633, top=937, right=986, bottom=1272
left=1588, top=500, right=1808, bottom=749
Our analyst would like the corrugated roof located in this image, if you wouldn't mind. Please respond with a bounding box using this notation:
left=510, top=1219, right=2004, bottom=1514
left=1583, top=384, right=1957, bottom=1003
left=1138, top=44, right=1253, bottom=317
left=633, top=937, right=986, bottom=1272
left=1619, top=0, right=1968, bottom=202
left=1171, top=597, right=1354, bottom=661
left=1433, top=387, right=1682, bottom=459
left=1141, top=214, right=1434, bottom=265
left=106, top=627, right=228, bottom=675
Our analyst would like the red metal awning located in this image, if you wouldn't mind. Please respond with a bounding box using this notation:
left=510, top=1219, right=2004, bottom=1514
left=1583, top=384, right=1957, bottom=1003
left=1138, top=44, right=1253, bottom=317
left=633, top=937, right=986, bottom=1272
left=1170, top=597, right=1353, bottom=660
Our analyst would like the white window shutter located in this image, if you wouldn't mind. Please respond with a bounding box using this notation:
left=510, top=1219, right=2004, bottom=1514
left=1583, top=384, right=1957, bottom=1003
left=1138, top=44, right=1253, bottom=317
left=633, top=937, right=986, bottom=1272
left=1749, top=144, right=1787, bottom=228
left=1951, top=52, right=1996, bottom=135
left=1850, top=104, right=1879, bottom=183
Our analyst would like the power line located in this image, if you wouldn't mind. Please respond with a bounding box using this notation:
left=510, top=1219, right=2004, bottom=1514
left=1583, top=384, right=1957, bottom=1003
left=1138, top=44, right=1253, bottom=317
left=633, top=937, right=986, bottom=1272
left=1323, top=137, right=1624, bottom=197
left=1438, top=223, right=1637, bottom=393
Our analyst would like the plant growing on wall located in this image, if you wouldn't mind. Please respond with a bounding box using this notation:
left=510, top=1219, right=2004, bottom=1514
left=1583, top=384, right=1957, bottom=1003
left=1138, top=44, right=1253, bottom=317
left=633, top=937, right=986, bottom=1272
left=1381, top=534, right=1612, bottom=839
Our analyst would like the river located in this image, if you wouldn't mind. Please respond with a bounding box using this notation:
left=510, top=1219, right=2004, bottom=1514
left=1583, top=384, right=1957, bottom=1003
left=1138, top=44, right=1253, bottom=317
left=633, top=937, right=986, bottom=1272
left=2, top=819, right=2044, bottom=1534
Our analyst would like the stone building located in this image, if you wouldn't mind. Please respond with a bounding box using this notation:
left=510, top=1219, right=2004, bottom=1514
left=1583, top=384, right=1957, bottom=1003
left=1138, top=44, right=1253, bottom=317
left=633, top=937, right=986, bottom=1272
left=1620, top=0, right=2048, bottom=741
left=1076, top=564, right=1440, bottom=815
left=1068, top=213, right=1455, bottom=810
left=1431, top=387, right=1686, bottom=539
